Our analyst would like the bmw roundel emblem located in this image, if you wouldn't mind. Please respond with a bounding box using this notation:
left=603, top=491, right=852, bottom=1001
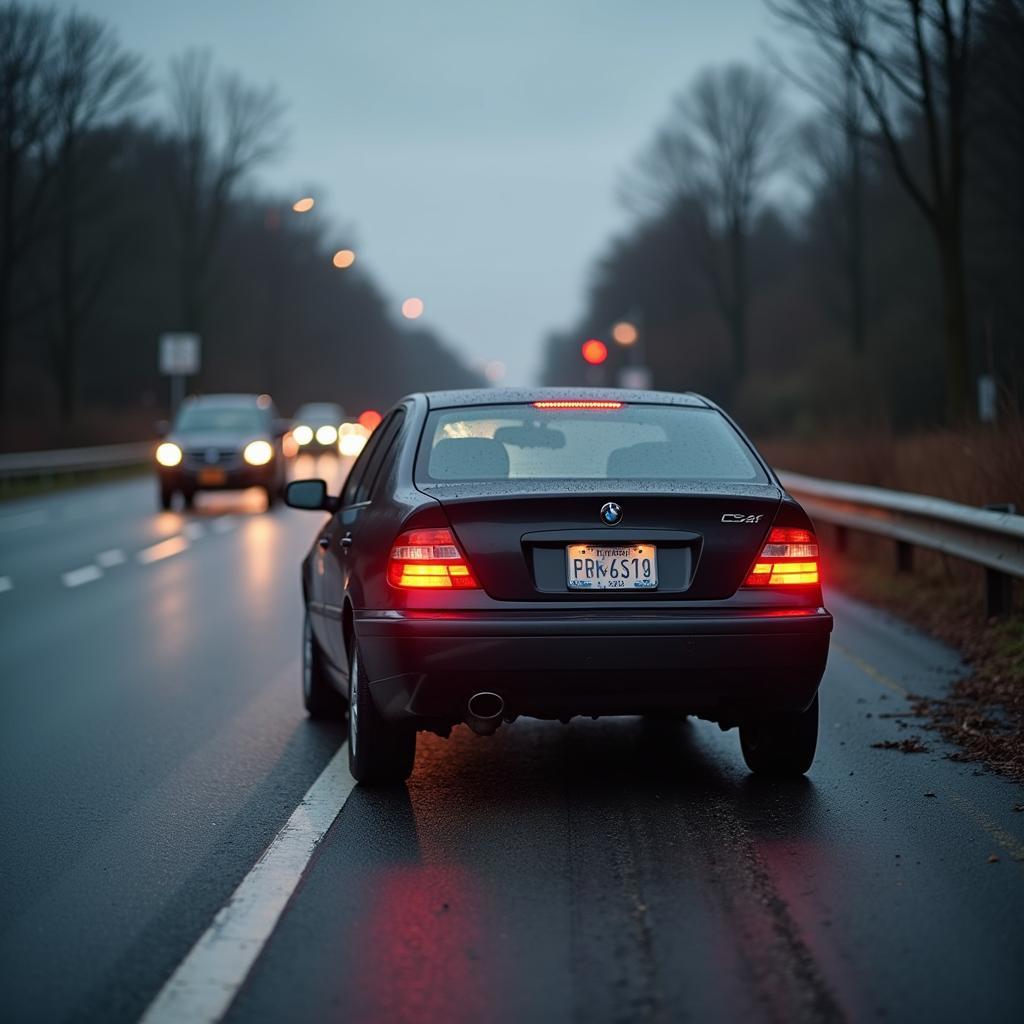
left=600, top=501, right=622, bottom=526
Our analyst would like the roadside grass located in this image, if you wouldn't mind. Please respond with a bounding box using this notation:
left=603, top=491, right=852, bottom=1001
left=760, top=412, right=1024, bottom=511
left=0, top=464, right=149, bottom=503
left=823, top=534, right=1024, bottom=783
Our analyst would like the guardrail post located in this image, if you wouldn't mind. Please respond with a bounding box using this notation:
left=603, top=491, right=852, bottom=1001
left=895, top=541, right=914, bottom=573
left=985, top=570, right=1013, bottom=618
left=983, top=504, right=1017, bottom=618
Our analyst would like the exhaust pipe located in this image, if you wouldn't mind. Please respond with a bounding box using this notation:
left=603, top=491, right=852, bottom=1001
left=465, top=692, right=505, bottom=736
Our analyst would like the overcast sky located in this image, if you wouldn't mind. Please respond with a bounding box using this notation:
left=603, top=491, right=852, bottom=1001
left=58, top=0, right=778, bottom=384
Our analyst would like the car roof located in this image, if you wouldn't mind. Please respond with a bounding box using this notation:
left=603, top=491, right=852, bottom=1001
left=183, top=394, right=268, bottom=407
left=419, top=387, right=712, bottom=410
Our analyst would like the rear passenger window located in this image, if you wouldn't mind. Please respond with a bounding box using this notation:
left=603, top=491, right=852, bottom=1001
left=351, top=411, right=403, bottom=504
left=361, top=411, right=405, bottom=502
left=340, top=421, right=388, bottom=506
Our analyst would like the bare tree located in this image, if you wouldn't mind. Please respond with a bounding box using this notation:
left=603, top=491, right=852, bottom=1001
left=796, top=63, right=870, bottom=354
left=625, top=64, right=789, bottom=382
left=0, top=1, right=55, bottom=418
left=767, top=0, right=976, bottom=419
left=167, top=50, right=286, bottom=341
left=42, top=11, right=147, bottom=423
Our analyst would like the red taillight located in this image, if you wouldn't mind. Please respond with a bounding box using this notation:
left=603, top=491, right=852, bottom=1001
left=531, top=400, right=623, bottom=410
left=744, top=526, right=820, bottom=587
left=387, top=528, right=480, bottom=590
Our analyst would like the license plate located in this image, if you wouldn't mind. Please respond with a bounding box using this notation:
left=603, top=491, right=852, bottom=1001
left=198, top=468, right=226, bottom=485
left=566, top=544, right=658, bottom=590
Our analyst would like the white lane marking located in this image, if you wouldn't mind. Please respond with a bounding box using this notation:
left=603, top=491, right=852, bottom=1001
left=139, top=744, right=354, bottom=1024
left=137, top=535, right=189, bottom=565
left=0, top=576, right=12, bottom=593
left=62, top=565, right=102, bottom=588
left=0, top=509, right=48, bottom=533
left=211, top=516, right=236, bottom=534
left=183, top=522, right=205, bottom=540
left=97, top=548, right=126, bottom=568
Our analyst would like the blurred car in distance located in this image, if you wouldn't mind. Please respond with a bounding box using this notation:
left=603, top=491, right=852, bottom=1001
left=155, top=394, right=289, bottom=511
left=291, top=402, right=346, bottom=451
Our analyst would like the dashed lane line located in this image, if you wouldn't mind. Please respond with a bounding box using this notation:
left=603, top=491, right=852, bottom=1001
left=0, top=575, right=12, bottom=593
left=211, top=516, right=236, bottom=534
left=61, top=565, right=103, bottom=588
left=183, top=522, right=205, bottom=540
left=137, top=536, right=190, bottom=565
left=139, top=743, right=354, bottom=1024
left=96, top=548, right=126, bottom=568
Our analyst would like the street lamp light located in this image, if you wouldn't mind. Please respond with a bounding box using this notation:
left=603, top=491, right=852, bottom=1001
left=401, top=297, right=424, bottom=319
left=612, top=321, right=638, bottom=346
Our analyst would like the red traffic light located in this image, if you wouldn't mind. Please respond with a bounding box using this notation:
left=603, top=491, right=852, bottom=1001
left=581, top=339, right=608, bottom=365
left=358, top=409, right=382, bottom=430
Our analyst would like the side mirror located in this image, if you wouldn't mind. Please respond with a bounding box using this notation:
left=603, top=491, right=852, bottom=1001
left=155, top=419, right=170, bottom=437
left=285, top=478, right=338, bottom=512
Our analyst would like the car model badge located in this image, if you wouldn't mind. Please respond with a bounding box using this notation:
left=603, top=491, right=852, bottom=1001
left=600, top=501, right=622, bottom=526
left=205, top=448, right=219, bottom=464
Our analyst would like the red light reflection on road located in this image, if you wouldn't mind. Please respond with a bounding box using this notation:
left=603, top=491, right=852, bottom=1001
left=356, top=864, right=489, bottom=1024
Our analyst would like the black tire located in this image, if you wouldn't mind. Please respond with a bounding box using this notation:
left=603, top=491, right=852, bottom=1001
left=739, top=694, right=819, bottom=777
left=181, top=488, right=195, bottom=510
left=348, top=640, right=415, bottom=785
left=264, top=484, right=278, bottom=511
left=302, top=610, right=346, bottom=717
left=159, top=483, right=174, bottom=511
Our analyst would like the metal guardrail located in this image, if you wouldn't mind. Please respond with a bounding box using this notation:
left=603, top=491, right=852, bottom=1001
left=779, top=470, right=1023, bottom=617
left=0, top=442, right=152, bottom=483
left=0, top=445, right=1018, bottom=614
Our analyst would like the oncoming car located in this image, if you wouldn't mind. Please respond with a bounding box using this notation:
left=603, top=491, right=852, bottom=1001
left=155, top=394, right=288, bottom=511
left=291, top=402, right=346, bottom=451
left=286, top=388, right=832, bottom=785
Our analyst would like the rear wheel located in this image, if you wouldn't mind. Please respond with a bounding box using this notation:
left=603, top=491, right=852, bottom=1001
left=302, top=610, right=346, bottom=718
left=181, top=488, right=195, bottom=510
left=739, top=694, right=819, bottom=777
left=348, top=640, right=415, bottom=785
left=158, top=483, right=174, bottom=511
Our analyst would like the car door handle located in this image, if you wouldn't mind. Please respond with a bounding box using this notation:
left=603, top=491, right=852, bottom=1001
left=340, top=533, right=353, bottom=549
left=318, top=536, right=330, bottom=550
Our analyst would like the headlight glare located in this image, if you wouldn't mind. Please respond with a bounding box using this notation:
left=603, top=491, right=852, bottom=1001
left=156, top=442, right=182, bottom=467
left=292, top=424, right=313, bottom=445
left=315, top=424, right=338, bottom=445
left=243, top=440, right=273, bottom=466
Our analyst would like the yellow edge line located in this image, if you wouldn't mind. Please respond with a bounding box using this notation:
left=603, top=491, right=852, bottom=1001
left=833, top=641, right=1024, bottom=867
left=831, top=640, right=909, bottom=697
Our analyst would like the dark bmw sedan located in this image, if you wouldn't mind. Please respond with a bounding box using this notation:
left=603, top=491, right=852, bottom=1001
left=155, top=394, right=288, bottom=511
left=286, top=388, right=832, bottom=784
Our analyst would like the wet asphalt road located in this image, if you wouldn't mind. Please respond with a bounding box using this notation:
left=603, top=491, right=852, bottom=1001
left=1, top=463, right=1023, bottom=1024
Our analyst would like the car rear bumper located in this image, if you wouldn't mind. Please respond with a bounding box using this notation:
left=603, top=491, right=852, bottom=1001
left=355, top=607, right=832, bottom=726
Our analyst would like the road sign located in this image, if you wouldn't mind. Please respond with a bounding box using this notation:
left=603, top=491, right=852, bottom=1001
left=977, top=374, right=997, bottom=423
left=159, top=333, right=201, bottom=376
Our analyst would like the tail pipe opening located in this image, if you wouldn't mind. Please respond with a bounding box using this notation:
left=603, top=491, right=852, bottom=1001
left=465, top=692, right=505, bottom=735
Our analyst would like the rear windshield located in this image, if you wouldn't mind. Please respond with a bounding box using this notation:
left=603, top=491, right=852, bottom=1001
left=417, top=404, right=766, bottom=483
left=176, top=405, right=266, bottom=434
